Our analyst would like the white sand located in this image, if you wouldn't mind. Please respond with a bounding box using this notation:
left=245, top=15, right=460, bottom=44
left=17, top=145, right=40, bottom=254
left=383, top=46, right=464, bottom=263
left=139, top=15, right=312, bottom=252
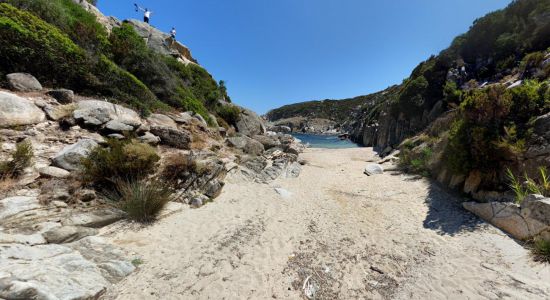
left=104, top=148, right=550, bottom=299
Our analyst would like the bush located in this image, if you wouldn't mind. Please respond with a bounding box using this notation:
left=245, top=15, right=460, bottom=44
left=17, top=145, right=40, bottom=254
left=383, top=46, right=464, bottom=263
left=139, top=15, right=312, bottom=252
left=161, top=153, right=198, bottom=183
left=216, top=104, right=241, bottom=126
left=0, top=140, right=33, bottom=178
left=444, top=119, right=472, bottom=174
left=0, top=3, right=90, bottom=88
left=532, top=238, right=550, bottom=263
left=110, top=179, right=173, bottom=223
left=81, top=139, right=160, bottom=185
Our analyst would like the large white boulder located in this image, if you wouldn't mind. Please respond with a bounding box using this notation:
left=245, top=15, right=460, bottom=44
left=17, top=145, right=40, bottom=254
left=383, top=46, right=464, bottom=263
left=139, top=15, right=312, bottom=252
left=6, top=73, right=42, bottom=92
left=0, top=91, right=45, bottom=127
left=73, top=100, right=141, bottom=127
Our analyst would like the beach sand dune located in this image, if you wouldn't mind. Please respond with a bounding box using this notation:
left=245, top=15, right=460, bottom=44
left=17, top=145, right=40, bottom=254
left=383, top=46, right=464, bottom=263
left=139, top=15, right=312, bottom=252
left=104, top=148, right=550, bottom=299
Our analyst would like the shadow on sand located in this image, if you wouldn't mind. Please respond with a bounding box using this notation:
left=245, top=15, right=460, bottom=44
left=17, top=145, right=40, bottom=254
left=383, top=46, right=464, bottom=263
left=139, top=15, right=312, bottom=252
left=422, top=181, right=485, bottom=236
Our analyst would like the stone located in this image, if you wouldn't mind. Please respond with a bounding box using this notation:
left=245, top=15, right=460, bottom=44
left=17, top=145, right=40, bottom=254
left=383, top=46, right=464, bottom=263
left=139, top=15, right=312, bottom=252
left=190, top=195, right=209, bottom=208
left=0, top=91, right=46, bottom=127
left=203, top=179, right=225, bottom=199
left=284, top=162, right=302, bottom=178
left=448, top=174, right=466, bottom=189
left=52, top=139, right=98, bottom=171
left=108, top=133, right=125, bottom=140
left=0, top=232, right=46, bottom=246
left=147, top=113, right=178, bottom=129
left=150, top=126, right=192, bottom=149
left=464, top=170, right=482, bottom=194
left=364, top=164, right=384, bottom=176
left=6, top=73, right=42, bottom=92
left=284, top=143, right=301, bottom=155
left=63, top=208, right=124, bottom=228
left=138, top=132, right=161, bottom=145
left=0, top=196, right=40, bottom=221
left=73, top=100, right=141, bottom=127
left=38, top=166, right=71, bottom=179
left=76, top=189, right=96, bottom=202
left=227, top=136, right=249, bottom=149
left=47, top=89, right=74, bottom=104
left=253, top=135, right=281, bottom=150
left=243, top=138, right=265, bottom=156
left=52, top=201, right=68, bottom=208
left=105, top=119, right=134, bottom=132
left=172, top=112, right=195, bottom=124
left=42, top=226, right=98, bottom=244
left=43, top=104, right=76, bottom=121
left=235, top=107, right=266, bottom=137
left=193, top=113, right=208, bottom=126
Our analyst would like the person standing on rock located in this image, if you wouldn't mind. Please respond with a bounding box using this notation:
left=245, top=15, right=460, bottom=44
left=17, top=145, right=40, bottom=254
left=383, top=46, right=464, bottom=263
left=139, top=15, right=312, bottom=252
left=135, top=4, right=152, bottom=23
left=170, top=27, right=177, bottom=40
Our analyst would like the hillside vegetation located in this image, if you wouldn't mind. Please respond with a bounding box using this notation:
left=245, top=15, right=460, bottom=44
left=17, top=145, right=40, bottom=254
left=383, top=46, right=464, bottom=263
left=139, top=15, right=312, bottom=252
left=0, top=0, right=233, bottom=123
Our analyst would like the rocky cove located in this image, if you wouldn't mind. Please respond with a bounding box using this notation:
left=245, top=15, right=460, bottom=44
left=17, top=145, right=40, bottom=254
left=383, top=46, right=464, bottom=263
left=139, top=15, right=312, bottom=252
left=0, top=0, right=550, bottom=299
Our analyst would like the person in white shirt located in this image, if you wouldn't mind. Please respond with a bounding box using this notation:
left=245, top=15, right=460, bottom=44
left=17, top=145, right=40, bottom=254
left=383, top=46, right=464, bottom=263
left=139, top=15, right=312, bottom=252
left=135, top=4, right=153, bottom=23
left=170, top=27, right=176, bottom=39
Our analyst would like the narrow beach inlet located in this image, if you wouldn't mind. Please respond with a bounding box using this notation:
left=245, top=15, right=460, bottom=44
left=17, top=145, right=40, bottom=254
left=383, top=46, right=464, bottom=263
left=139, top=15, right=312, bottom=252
left=104, top=147, right=550, bottom=299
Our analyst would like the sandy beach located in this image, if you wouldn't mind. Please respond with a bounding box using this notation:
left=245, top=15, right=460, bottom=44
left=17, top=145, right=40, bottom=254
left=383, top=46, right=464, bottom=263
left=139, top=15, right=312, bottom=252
left=104, top=147, right=550, bottom=299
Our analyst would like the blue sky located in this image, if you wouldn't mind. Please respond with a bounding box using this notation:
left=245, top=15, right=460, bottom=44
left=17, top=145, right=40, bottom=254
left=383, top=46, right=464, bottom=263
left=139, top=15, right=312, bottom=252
left=98, top=0, right=512, bottom=114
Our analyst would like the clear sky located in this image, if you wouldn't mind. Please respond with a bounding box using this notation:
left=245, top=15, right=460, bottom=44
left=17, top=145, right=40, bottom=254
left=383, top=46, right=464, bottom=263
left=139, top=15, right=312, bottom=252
left=98, top=0, right=511, bottom=114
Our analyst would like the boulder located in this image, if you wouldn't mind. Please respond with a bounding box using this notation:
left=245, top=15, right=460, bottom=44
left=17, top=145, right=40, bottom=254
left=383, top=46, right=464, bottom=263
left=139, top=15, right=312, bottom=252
left=73, top=100, right=141, bottom=127
left=147, top=113, right=178, bottom=129
left=6, top=73, right=42, bottom=92
left=190, top=195, right=209, bottom=208
left=104, top=119, right=134, bottom=132
left=42, top=226, right=98, bottom=244
left=227, top=136, right=249, bottom=149
left=47, top=89, right=74, bottom=104
left=235, top=107, right=266, bottom=137
left=138, top=132, right=161, bottom=145
left=52, top=139, right=98, bottom=171
left=172, top=112, right=195, bottom=124
left=364, top=164, right=384, bottom=176
left=253, top=135, right=281, bottom=150
left=203, top=179, right=225, bottom=199
left=284, top=143, right=302, bottom=155
left=0, top=91, right=46, bottom=127
left=43, top=104, right=76, bottom=121
left=243, top=139, right=265, bottom=156
left=149, top=126, right=191, bottom=149
left=39, top=166, right=71, bottom=179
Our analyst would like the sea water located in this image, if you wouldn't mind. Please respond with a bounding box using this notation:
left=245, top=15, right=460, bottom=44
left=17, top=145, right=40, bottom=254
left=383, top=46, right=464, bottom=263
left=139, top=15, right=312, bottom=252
left=291, top=133, right=360, bottom=149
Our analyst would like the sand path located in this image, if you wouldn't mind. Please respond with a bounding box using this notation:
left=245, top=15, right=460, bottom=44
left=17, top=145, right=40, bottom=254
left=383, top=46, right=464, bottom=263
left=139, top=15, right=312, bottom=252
left=104, top=148, right=550, bottom=299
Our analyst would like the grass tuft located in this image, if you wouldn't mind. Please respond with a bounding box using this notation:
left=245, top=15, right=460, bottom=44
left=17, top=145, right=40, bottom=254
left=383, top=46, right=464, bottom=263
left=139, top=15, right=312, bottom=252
left=0, top=140, right=33, bottom=179
left=532, top=238, right=550, bottom=263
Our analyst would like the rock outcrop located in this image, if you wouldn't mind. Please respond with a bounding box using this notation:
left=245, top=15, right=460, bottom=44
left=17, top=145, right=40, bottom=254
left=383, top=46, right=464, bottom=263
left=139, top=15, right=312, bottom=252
left=0, top=91, right=46, bottom=127
left=235, top=107, right=266, bottom=137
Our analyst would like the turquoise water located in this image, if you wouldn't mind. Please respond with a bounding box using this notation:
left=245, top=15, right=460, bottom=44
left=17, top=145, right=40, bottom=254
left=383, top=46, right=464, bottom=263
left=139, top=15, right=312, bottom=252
left=292, top=133, right=360, bottom=149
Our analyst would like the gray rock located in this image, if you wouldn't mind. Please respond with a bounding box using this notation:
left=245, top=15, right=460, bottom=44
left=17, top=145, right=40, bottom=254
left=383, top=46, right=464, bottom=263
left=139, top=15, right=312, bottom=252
left=243, top=138, right=265, bottom=156
left=76, top=189, right=96, bottom=202
left=47, top=89, right=74, bottom=104
left=63, top=208, right=124, bottom=228
left=284, top=162, right=302, bottom=178
left=0, top=196, right=40, bottom=221
left=0, top=91, right=46, bottom=127
left=73, top=100, right=141, bottom=127
left=253, top=135, right=281, bottom=150
left=227, top=136, right=249, bottom=149
left=108, top=133, right=126, bottom=140
left=284, top=143, right=301, bottom=155
left=203, top=179, right=225, bottom=199
left=190, top=195, right=209, bottom=208
left=39, top=166, right=71, bottom=179
left=42, top=226, right=98, bottom=244
left=172, top=112, right=195, bottom=124
left=364, top=164, right=384, bottom=176
left=43, top=104, right=76, bottom=121
left=6, top=73, right=42, bottom=92
left=150, top=126, right=191, bottom=149
left=147, top=113, right=178, bottom=129
left=193, top=113, right=208, bottom=126
left=138, top=132, right=161, bottom=145
left=0, top=236, right=134, bottom=300
left=235, top=107, right=266, bottom=137
left=52, top=139, right=98, bottom=171
left=105, top=119, right=134, bottom=132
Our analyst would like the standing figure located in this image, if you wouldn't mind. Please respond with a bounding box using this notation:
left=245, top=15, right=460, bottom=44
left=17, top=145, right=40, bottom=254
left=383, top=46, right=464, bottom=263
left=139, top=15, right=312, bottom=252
left=170, top=27, right=177, bottom=40
left=135, top=4, right=153, bottom=23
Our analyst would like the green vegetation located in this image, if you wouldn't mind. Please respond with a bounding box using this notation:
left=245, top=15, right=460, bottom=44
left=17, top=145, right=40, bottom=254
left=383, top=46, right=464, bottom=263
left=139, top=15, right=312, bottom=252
left=161, top=153, right=198, bottom=183
left=110, top=179, right=174, bottom=223
left=400, top=141, right=433, bottom=177
left=532, top=238, right=550, bottom=263
left=506, top=167, right=550, bottom=204
left=0, top=1, right=234, bottom=122
left=0, top=140, right=33, bottom=179
left=81, top=139, right=160, bottom=186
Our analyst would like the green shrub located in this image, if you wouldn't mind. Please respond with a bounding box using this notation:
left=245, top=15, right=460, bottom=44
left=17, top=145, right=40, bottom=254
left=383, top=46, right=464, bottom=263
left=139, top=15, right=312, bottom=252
left=0, top=3, right=89, bottom=88
left=532, top=238, right=550, bottom=263
left=82, top=139, right=160, bottom=185
left=216, top=104, right=241, bottom=126
left=110, top=179, right=173, bottom=223
left=399, top=144, right=433, bottom=177
left=461, top=85, right=512, bottom=125
left=0, top=140, right=33, bottom=178
left=444, top=119, right=472, bottom=174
